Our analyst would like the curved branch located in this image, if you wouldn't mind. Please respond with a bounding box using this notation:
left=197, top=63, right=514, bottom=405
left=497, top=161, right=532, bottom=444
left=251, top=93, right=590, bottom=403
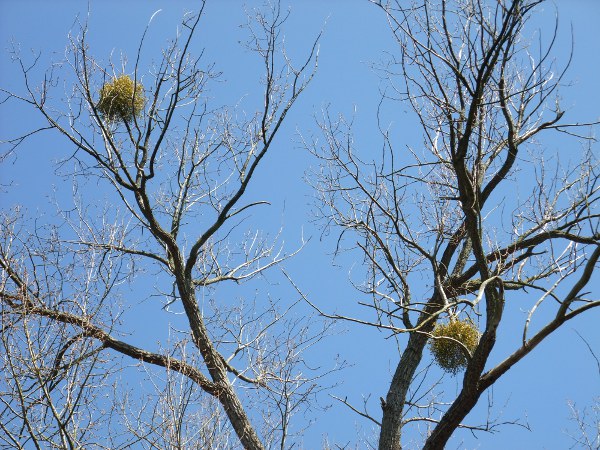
left=20, top=304, right=220, bottom=396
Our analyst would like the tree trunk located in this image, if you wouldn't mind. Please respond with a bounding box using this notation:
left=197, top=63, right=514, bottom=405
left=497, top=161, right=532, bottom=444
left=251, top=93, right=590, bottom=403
left=177, top=277, right=265, bottom=450
left=379, top=331, right=429, bottom=450
left=422, top=388, right=483, bottom=450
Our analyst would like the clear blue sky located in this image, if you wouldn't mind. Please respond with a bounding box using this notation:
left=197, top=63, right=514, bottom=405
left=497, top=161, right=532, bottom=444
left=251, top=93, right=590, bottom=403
left=1, top=1, right=599, bottom=448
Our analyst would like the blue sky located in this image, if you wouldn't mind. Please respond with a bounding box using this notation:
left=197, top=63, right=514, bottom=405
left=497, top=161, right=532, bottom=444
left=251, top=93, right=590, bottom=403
left=1, top=1, right=599, bottom=448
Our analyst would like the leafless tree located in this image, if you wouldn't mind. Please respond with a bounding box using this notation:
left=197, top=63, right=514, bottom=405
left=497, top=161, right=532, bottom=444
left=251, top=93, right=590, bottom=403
left=566, top=397, right=600, bottom=450
left=0, top=2, right=331, bottom=449
left=307, top=0, right=599, bottom=448
left=565, top=333, right=600, bottom=450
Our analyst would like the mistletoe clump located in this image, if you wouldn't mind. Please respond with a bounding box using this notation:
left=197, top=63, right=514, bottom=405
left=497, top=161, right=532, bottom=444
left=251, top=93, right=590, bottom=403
left=429, top=319, right=480, bottom=374
left=97, top=75, right=145, bottom=123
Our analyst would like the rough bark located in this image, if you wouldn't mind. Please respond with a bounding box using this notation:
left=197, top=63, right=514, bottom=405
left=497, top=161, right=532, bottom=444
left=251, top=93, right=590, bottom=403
left=379, top=332, right=430, bottom=450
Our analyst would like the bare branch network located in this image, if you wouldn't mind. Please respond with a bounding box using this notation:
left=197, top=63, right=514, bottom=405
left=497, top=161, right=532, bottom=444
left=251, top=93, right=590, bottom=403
left=1, top=0, right=598, bottom=449
left=306, top=0, right=599, bottom=448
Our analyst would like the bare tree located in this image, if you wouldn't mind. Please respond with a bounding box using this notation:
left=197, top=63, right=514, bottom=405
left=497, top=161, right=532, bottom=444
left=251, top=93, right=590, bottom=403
left=565, top=333, right=600, bottom=450
left=0, top=2, right=329, bottom=449
left=308, top=0, right=599, bottom=448
left=566, top=397, right=600, bottom=450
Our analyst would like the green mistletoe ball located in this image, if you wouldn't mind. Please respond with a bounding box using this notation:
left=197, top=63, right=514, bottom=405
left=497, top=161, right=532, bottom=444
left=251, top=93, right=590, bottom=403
left=429, top=319, right=480, bottom=374
left=97, top=75, right=145, bottom=123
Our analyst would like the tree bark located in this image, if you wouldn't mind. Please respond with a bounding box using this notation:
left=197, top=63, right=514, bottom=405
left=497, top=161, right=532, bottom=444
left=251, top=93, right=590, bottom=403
left=422, top=388, right=483, bottom=450
left=379, top=332, right=429, bottom=450
left=379, top=296, right=443, bottom=450
left=177, top=277, right=265, bottom=450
